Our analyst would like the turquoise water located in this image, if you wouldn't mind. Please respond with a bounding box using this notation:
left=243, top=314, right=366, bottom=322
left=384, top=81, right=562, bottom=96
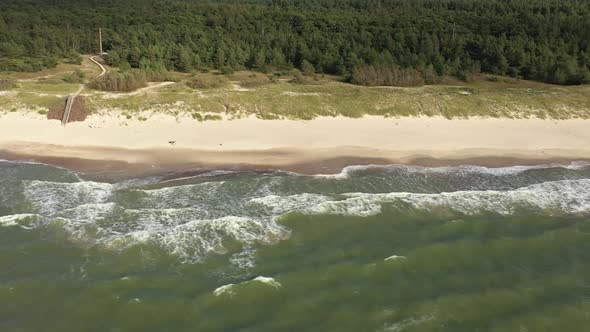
left=1, top=160, right=590, bottom=331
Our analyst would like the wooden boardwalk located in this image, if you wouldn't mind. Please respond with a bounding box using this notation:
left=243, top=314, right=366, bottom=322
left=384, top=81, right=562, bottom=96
left=61, top=56, right=107, bottom=125
left=90, top=56, right=107, bottom=78
left=61, top=85, right=83, bottom=126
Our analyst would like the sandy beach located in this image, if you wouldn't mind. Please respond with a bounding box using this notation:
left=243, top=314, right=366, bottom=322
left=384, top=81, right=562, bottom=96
left=1, top=112, right=590, bottom=175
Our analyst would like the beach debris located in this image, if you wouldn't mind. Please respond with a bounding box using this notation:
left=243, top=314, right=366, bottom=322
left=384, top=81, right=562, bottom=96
left=168, top=140, right=176, bottom=146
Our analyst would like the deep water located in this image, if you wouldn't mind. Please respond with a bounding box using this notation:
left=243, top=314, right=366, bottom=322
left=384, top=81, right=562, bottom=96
left=1, top=160, right=590, bottom=331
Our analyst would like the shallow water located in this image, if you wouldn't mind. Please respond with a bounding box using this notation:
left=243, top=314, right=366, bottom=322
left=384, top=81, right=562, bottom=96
left=1, top=160, right=590, bottom=331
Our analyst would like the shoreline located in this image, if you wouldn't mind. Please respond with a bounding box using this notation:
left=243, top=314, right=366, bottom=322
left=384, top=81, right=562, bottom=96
left=1, top=114, right=590, bottom=178
left=2, top=144, right=590, bottom=180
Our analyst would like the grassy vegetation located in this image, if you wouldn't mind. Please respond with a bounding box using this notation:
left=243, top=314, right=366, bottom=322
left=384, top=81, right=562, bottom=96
left=0, top=78, right=16, bottom=90
left=1, top=60, right=589, bottom=120
left=79, top=79, right=590, bottom=120
left=14, top=82, right=80, bottom=94
left=186, top=74, right=230, bottom=89
left=14, top=93, right=63, bottom=109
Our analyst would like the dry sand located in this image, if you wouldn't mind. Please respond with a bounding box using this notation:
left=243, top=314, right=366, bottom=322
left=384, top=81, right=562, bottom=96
left=1, top=111, right=590, bottom=175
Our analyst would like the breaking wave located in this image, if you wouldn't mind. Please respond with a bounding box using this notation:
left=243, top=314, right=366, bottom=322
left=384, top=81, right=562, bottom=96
left=0, top=214, right=39, bottom=228
left=213, top=276, right=282, bottom=297
left=5, top=162, right=590, bottom=266
left=313, top=161, right=590, bottom=180
left=252, top=179, right=590, bottom=217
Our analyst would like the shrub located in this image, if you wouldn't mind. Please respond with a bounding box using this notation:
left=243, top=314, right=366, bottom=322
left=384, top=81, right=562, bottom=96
left=143, top=69, right=180, bottom=82
left=420, top=65, right=440, bottom=85
left=239, top=74, right=272, bottom=88
left=0, top=78, right=16, bottom=90
left=457, top=70, right=475, bottom=83
left=63, top=55, right=82, bottom=65
left=192, top=112, right=204, bottom=121
left=290, top=69, right=306, bottom=84
left=204, top=114, right=223, bottom=121
left=63, top=69, right=85, bottom=83
left=301, top=60, right=315, bottom=76
left=88, top=69, right=178, bottom=92
left=219, top=66, right=234, bottom=75
left=351, top=64, right=424, bottom=87
left=186, top=75, right=229, bottom=89
left=88, top=70, right=148, bottom=92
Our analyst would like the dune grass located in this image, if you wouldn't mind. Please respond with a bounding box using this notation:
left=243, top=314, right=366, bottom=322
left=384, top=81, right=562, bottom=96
left=15, top=82, right=80, bottom=94
left=2, top=68, right=589, bottom=120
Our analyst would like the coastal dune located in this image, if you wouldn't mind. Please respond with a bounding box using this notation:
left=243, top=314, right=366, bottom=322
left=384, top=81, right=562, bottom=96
left=1, top=112, right=590, bottom=175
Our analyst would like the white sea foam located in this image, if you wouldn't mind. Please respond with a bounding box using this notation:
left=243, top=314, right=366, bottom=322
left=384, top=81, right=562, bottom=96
left=313, top=164, right=387, bottom=179
left=158, top=170, right=237, bottom=184
left=313, top=161, right=590, bottom=179
left=23, top=180, right=113, bottom=216
left=213, top=276, right=281, bottom=297
left=381, top=314, right=436, bottom=332
left=113, top=176, right=164, bottom=190
left=384, top=255, right=406, bottom=261
left=135, top=181, right=225, bottom=208
left=307, top=179, right=590, bottom=217
left=229, top=247, right=257, bottom=269
left=250, top=192, right=382, bottom=217
left=14, top=168, right=590, bottom=267
left=58, top=202, right=118, bottom=221
left=249, top=193, right=331, bottom=215
left=213, top=283, right=236, bottom=296
left=251, top=276, right=281, bottom=288
left=311, top=197, right=383, bottom=217
left=0, top=214, right=38, bottom=227
left=56, top=203, right=119, bottom=240
left=122, top=216, right=289, bottom=263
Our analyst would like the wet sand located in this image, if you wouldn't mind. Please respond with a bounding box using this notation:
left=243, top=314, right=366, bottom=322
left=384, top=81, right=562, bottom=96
left=1, top=144, right=589, bottom=181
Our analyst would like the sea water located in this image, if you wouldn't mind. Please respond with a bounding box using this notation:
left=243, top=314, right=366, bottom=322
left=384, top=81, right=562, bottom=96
left=1, top=160, right=590, bottom=331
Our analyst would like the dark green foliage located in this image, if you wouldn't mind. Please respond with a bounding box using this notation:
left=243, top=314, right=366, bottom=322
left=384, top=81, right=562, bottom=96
left=0, top=0, right=589, bottom=85
left=0, top=57, right=57, bottom=72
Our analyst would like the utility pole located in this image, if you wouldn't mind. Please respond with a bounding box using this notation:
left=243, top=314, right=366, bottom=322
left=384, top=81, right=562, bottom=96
left=99, top=28, right=103, bottom=55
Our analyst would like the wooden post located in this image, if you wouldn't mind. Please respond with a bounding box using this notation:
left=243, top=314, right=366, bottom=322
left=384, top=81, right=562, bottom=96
left=99, top=28, right=103, bottom=55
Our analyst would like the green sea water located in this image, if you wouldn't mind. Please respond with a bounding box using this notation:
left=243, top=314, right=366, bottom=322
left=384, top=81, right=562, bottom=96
left=1, top=160, right=590, bottom=331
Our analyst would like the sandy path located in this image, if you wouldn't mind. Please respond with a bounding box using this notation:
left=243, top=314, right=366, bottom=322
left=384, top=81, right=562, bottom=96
left=97, top=82, right=175, bottom=99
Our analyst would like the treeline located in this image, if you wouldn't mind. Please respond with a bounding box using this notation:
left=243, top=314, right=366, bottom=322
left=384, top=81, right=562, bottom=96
left=1, top=0, right=590, bottom=85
